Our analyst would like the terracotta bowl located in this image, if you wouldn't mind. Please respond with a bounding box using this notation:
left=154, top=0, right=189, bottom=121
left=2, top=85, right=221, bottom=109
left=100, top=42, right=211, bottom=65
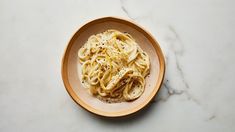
left=61, top=17, right=165, bottom=117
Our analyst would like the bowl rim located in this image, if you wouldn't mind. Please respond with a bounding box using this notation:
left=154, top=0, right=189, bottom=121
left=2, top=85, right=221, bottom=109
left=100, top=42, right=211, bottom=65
left=61, top=16, right=165, bottom=117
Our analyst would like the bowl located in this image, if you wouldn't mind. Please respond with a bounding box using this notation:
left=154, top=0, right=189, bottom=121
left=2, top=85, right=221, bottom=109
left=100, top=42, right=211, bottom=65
left=61, top=17, right=165, bottom=117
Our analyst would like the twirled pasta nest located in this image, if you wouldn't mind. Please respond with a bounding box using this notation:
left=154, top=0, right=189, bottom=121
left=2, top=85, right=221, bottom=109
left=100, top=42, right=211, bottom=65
left=78, top=29, right=150, bottom=103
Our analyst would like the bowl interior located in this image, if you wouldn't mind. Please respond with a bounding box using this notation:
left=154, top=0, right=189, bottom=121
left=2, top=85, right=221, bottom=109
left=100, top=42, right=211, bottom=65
left=62, top=17, right=165, bottom=117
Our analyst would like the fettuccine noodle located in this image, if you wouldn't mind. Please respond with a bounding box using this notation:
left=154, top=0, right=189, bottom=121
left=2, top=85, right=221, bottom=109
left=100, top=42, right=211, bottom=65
left=78, top=29, right=150, bottom=102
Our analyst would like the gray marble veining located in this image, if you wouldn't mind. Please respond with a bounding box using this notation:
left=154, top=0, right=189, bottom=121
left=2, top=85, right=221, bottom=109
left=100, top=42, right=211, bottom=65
left=0, top=0, right=235, bottom=132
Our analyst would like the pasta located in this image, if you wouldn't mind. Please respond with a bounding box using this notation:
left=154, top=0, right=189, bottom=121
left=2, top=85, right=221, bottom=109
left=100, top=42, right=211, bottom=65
left=78, top=29, right=150, bottom=102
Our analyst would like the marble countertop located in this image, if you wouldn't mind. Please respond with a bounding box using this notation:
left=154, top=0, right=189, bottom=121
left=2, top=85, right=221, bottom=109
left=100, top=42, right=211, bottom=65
left=0, top=0, right=234, bottom=131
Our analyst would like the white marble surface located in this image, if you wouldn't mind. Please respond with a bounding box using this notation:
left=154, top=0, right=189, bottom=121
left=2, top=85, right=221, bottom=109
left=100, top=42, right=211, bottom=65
left=1, top=0, right=235, bottom=131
